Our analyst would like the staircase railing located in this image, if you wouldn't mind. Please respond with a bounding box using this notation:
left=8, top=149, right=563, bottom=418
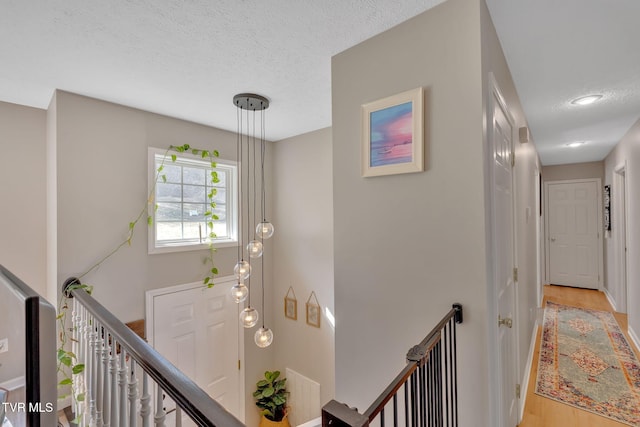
left=322, top=304, right=463, bottom=427
left=64, top=278, right=245, bottom=427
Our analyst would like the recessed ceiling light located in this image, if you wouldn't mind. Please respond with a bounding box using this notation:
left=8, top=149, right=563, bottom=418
left=570, top=94, right=603, bottom=106
left=566, top=142, right=586, bottom=148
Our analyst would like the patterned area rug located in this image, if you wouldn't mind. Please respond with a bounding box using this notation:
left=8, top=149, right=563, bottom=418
left=536, top=301, right=640, bottom=425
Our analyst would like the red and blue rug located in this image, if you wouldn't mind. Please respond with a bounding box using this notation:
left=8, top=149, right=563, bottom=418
left=536, top=301, right=640, bottom=426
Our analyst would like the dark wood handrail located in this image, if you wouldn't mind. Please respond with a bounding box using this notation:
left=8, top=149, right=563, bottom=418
left=323, top=303, right=463, bottom=427
left=69, top=286, right=244, bottom=427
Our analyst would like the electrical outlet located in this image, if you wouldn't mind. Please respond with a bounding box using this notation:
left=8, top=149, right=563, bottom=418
left=0, top=338, right=8, bottom=353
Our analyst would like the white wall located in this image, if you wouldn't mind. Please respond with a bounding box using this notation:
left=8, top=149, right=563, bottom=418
left=52, top=91, right=274, bottom=426
left=272, top=127, right=335, bottom=411
left=604, top=118, right=640, bottom=343
left=332, top=0, right=490, bottom=424
left=0, top=101, right=47, bottom=297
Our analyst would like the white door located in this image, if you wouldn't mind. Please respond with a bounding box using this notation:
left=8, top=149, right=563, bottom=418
left=547, top=181, right=600, bottom=289
left=489, top=75, right=518, bottom=427
left=147, top=277, right=243, bottom=424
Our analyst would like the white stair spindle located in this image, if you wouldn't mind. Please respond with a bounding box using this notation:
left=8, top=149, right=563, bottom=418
left=175, top=407, right=182, bottom=427
left=72, top=299, right=79, bottom=415
left=85, top=307, right=94, bottom=426
left=76, top=304, right=87, bottom=423
left=140, top=372, right=151, bottom=427
left=119, top=350, right=128, bottom=427
left=110, top=337, right=119, bottom=427
left=128, top=361, right=138, bottom=427
left=154, top=386, right=166, bottom=427
left=96, top=325, right=104, bottom=427
left=103, top=333, right=111, bottom=427
left=87, top=312, right=97, bottom=427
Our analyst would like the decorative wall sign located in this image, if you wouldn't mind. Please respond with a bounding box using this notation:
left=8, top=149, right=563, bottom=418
left=361, top=87, right=424, bottom=177
left=284, top=286, right=298, bottom=320
left=306, top=291, right=321, bottom=328
left=604, top=185, right=611, bottom=231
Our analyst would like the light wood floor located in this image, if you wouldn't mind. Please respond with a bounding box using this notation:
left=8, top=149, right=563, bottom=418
left=519, top=285, right=640, bottom=427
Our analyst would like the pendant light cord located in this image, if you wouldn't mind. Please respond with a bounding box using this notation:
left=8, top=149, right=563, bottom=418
left=236, top=104, right=242, bottom=264
left=261, top=108, right=267, bottom=222
left=260, top=104, right=266, bottom=328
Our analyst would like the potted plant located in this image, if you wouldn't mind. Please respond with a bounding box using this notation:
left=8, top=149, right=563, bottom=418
left=254, top=370, right=290, bottom=427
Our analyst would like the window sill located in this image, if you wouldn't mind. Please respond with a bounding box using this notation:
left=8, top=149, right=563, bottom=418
left=148, top=239, right=237, bottom=255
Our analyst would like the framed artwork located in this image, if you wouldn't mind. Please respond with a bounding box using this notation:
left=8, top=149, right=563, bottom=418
left=306, top=291, right=321, bottom=328
left=361, top=87, right=424, bottom=177
left=604, top=185, right=611, bottom=231
left=284, top=286, right=297, bottom=320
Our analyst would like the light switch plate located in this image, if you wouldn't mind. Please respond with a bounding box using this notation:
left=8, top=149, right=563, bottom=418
left=0, top=338, right=8, bottom=353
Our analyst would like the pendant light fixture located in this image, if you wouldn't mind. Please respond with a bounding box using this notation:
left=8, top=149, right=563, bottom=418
left=231, top=93, right=274, bottom=347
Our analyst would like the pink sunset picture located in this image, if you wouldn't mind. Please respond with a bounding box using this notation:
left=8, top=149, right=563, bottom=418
left=370, top=101, right=413, bottom=167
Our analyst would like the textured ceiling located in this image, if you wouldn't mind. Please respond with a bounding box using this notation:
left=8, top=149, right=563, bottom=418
left=0, top=0, right=446, bottom=141
left=1, top=1, right=639, bottom=164
left=486, top=0, right=640, bottom=165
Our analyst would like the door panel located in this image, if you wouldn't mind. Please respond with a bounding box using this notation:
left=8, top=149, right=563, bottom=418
left=491, top=80, right=518, bottom=427
left=548, top=181, right=599, bottom=288
left=151, top=280, right=242, bottom=424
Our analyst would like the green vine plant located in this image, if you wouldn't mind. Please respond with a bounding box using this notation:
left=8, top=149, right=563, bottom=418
left=56, top=144, right=221, bottom=420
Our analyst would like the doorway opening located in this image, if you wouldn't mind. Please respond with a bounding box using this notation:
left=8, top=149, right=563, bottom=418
left=613, top=163, right=629, bottom=313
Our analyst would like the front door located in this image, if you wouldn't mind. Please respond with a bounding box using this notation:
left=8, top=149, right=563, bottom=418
left=147, top=277, right=243, bottom=424
left=547, top=180, right=600, bottom=289
left=489, top=75, right=518, bottom=427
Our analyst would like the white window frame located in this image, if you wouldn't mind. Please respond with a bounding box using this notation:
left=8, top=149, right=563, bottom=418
left=147, top=147, right=238, bottom=254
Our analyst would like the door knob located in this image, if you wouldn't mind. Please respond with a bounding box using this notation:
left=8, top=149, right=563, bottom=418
left=551, top=237, right=556, bottom=242
left=498, top=315, right=513, bottom=328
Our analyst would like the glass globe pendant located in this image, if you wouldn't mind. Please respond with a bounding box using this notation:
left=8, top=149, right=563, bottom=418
left=247, top=240, right=263, bottom=258
left=240, top=307, right=259, bottom=328
left=256, top=222, right=274, bottom=239
left=254, top=327, right=273, bottom=348
left=230, top=281, right=248, bottom=303
left=234, top=260, right=251, bottom=280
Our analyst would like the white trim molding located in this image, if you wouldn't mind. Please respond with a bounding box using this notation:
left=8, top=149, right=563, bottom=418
left=603, top=287, right=618, bottom=313
left=0, top=376, right=24, bottom=392
left=628, top=326, right=640, bottom=354
left=519, top=320, right=539, bottom=422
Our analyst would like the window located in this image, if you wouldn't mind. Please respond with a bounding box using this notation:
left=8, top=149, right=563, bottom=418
left=148, top=148, right=237, bottom=253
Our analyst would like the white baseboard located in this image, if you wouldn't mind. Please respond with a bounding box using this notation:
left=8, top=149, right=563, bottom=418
left=57, top=395, right=71, bottom=410
left=0, top=376, right=24, bottom=391
left=603, top=288, right=618, bottom=312
left=519, top=321, right=539, bottom=422
left=628, top=326, right=640, bottom=353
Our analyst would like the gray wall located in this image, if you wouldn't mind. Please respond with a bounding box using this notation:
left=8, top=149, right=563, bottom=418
left=0, top=101, right=47, bottom=297
left=272, top=127, right=335, bottom=414
left=332, top=0, right=490, bottom=424
left=604, top=118, right=640, bottom=345
left=542, top=161, right=604, bottom=182
left=51, top=91, right=274, bottom=425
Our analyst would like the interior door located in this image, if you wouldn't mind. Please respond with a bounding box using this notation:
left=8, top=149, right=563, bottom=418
left=149, top=278, right=242, bottom=424
left=547, top=181, right=599, bottom=289
left=490, top=77, right=518, bottom=427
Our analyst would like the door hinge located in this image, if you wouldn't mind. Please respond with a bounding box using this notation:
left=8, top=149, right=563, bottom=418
left=516, top=384, right=521, bottom=399
left=238, top=360, right=241, bottom=370
left=513, top=267, right=518, bottom=282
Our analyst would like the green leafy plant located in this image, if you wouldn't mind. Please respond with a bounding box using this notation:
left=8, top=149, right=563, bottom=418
left=254, top=371, right=288, bottom=422
left=56, top=143, right=221, bottom=420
